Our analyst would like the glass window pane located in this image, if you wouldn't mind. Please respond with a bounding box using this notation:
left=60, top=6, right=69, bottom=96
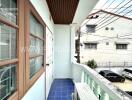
left=116, top=44, right=127, bottom=50
left=0, top=0, right=17, bottom=24
left=36, top=23, right=43, bottom=38
left=30, top=14, right=36, bottom=36
left=0, top=64, right=16, bottom=100
left=86, top=25, right=96, bottom=33
left=30, top=36, right=36, bottom=56
left=30, top=14, right=43, bottom=38
left=85, top=43, right=97, bottom=49
left=30, top=36, right=43, bottom=56
left=0, top=23, right=17, bottom=61
left=36, top=39, right=43, bottom=54
left=29, top=13, right=44, bottom=78
left=30, top=56, right=43, bottom=78
left=30, top=58, right=35, bottom=78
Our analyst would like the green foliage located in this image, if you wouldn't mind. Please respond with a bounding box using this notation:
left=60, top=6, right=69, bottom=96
left=87, top=59, right=97, bottom=69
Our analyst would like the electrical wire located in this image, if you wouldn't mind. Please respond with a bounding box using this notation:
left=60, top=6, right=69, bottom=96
left=95, top=1, right=127, bottom=26
left=96, top=8, right=132, bottom=31
left=86, top=0, right=127, bottom=28
left=100, top=0, right=111, bottom=9
left=93, top=6, right=132, bottom=10
left=82, top=4, right=132, bottom=34
left=80, top=31, right=132, bottom=44
left=81, top=0, right=130, bottom=31
left=96, top=0, right=131, bottom=28
left=81, top=0, right=112, bottom=27
left=81, top=32, right=116, bottom=38
left=119, top=33, right=132, bottom=37
left=80, top=1, right=132, bottom=45
left=103, top=0, right=116, bottom=9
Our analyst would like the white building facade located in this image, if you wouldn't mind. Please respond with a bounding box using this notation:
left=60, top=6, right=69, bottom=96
left=80, top=11, right=132, bottom=67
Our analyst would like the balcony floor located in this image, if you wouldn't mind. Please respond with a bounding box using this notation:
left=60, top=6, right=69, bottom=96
left=48, top=79, right=74, bottom=100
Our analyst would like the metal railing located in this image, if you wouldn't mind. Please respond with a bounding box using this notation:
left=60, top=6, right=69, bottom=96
left=72, top=62, right=132, bottom=100
left=0, top=3, right=17, bottom=24
left=0, top=65, right=16, bottom=100
left=97, top=62, right=132, bottom=68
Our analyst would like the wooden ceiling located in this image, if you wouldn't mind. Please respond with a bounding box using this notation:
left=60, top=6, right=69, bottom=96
left=46, top=0, right=79, bottom=24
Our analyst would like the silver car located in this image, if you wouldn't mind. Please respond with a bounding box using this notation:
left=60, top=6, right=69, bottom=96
left=122, top=69, right=132, bottom=80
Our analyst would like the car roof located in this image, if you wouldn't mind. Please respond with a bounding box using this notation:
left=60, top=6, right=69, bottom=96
left=124, top=69, right=132, bottom=73
left=100, top=70, right=120, bottom=76
left=100, top=70, right=114, bottom=74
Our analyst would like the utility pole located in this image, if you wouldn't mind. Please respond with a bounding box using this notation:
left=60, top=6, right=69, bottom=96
left=76, top=28, right=81, bottom=63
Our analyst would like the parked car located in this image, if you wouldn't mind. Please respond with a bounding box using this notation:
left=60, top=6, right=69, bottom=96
left=99, top=70, right=125, bottom=82
left=122, top=69, right=132, bottom=80
left=126, top=91, right=132, bottom=96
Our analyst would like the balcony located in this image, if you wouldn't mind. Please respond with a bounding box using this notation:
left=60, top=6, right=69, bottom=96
left=47, top=61, right=132, bottom=100
left=0, top=0, right=132, bottom=100
left=72, top=62, right=132, bottom=100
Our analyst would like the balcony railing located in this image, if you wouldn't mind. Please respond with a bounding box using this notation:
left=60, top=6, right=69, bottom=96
left=72, top=62, right=132, bottom=100
left=97, top=62, right=132, bottom=68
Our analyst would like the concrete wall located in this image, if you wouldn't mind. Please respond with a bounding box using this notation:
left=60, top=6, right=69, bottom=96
left=54, top=25, right=72, bottom=78
left=22, top=73, right=45, bottom=100
left=22, top=0, right=54, bottom=100
left=80, top=16, right=132, bottom=64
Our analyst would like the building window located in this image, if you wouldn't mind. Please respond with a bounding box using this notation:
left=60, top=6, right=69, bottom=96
left=0, top=0, right=18, bottom=99
left=0, top=0, right=45, bottom=99
left=25, top=0, right=46, bottom=90
left=86, top=25, right=96, bottom=33
left=116, top=44, right=128, bottom=50
left=0, top=64, right=16, bottom=100
left=0, top=23, right=17, bottom=60
left=0, top=0, right=17, bottom=24
left=84, top=43, right=97, bottom=49
left=29, top=14, right=44, bottom=78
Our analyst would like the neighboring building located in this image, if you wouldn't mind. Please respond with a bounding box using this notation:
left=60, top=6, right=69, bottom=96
left=1, top=0, right=132, bottom=100
left=80, top=10, right=132, bottom=66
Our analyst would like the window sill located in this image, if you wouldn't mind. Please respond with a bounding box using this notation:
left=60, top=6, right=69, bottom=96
left=8, top=91, right=18, bottom=100
left=26, top=67, right=45, bottom=91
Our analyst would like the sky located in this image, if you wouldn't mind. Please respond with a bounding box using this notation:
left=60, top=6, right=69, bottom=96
left=90, top=0, right=132, bottom=18
left=81, top=0, right=132, bottom=27
left=80, top=0, right=132, bottom=40
left=81, top=0, right=132, bottom=30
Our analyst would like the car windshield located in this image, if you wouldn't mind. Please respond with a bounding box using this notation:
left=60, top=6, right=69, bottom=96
left=107, top=73, right=117, bottom=76
left=124, top=69, right=132, bottom=74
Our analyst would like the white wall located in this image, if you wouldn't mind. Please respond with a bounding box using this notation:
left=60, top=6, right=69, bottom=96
left=22, top=0, right=54, bottom=100
left=80, top=16, right=132, bottom=64
left=73, top=0, right=98, bottom=29
left=72, top=62, right=82, bottom=82
left=30, top=0, right=54, bottom=32
left=22, top=73, right=45, bottom=100
left=54, top=25, right=72, bottom=78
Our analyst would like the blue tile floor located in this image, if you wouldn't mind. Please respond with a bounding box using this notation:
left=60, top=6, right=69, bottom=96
left=48, top=79, right=74, bottom=100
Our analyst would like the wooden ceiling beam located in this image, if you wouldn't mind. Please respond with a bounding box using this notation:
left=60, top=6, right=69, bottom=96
left=46, top=0, right=79, bottom=24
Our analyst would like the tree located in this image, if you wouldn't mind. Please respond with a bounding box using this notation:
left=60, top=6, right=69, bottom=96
left=87, top=59, right=97, bottom=69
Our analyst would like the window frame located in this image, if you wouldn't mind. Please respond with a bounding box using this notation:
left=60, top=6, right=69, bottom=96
left=116, top=43, right=128, bottom=50
left=24, top=0, right=46, bottom=91
left=0, top=0, right=25, bottom=100
left=84, top=43, right=97, bottom=49
left=86, top=25, right=96, bottom=33
left=0, top=0, right=46, bottom=99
